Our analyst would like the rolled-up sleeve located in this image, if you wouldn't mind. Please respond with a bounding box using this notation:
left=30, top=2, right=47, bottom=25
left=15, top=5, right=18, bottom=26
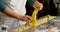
left=27, top=0, right=37, bottom=6
left=0, top=0, right=7, bottom=12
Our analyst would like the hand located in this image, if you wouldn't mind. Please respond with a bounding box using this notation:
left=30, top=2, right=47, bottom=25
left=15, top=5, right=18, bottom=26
left=33, top=1, right=43, bottom=11
left=19, top=15, right=32, bottom=23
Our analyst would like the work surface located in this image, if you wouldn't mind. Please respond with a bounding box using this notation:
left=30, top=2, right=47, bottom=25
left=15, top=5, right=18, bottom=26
left=0, top=16, right=60, bottom=32
left=16, top=15, right=56, bottom=32
left=22, top=16, right=60, bottom=32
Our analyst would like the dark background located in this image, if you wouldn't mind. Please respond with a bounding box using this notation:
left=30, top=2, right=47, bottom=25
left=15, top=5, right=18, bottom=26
left=26, top=0, right=57, bottom=19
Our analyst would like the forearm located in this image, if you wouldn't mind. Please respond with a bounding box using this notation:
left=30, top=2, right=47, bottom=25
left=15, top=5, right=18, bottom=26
left=4, top=7, right=22, bottom=20
left=27, top=0, right=37, bottom=6
left=0, top=0, right=23, bottom=20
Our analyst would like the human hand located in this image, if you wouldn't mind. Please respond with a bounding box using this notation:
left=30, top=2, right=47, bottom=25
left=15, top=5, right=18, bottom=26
left=19, top=15, right=32, bottom=24
left=33, top=1, right=43, bottom=11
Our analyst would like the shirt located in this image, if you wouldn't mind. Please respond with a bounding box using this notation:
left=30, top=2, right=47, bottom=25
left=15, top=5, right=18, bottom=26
left=0, top=0, right=37, bottom=13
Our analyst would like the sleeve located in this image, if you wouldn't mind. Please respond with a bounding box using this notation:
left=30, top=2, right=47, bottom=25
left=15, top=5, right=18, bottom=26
left=27, top=0, right=37, bottom=6
left=0, top=0, right=7, bottom=12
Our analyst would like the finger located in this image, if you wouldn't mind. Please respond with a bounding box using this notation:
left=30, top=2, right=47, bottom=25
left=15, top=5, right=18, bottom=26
left=26, top=15, right=32, bottom=18
left=25, top=15, right=32, bottom=20
left=27, top=20, right=32, bottom=24
left=39, top=3, right=43, bottom=10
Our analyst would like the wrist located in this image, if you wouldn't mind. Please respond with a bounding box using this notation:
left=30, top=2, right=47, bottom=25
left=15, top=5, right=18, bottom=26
left=18, top=15, right=25, bottom=21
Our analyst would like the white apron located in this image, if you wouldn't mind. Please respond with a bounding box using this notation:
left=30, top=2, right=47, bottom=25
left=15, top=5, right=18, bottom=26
left=10, top=0, right=27, bottom=26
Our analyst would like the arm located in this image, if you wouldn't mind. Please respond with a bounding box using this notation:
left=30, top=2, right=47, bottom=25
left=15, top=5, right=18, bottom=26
left=4, top=7, right=23, bottom=20
left=0, top=0, right=32, bottom=23
left=0, top=0, right=21, bottom=20
left=4, top=7, right=32, bottom=23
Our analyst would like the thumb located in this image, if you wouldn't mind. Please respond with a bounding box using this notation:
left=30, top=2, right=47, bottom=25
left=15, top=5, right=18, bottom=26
left=25, top=15, right=32, bottom=20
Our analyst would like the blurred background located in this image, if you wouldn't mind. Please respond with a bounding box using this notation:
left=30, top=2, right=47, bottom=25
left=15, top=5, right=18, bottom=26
left=26, top=0, right=60, bottom=19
